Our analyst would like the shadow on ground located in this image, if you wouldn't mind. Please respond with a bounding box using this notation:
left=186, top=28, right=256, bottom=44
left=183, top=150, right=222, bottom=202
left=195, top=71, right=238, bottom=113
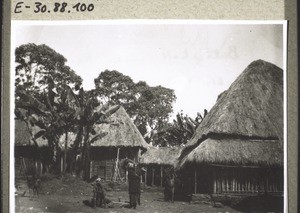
left=231, top=194, right=283, bottom=212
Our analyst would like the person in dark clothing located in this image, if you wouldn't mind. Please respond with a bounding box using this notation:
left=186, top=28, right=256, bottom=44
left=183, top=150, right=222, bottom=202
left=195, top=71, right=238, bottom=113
left=128, top=162, right=141, bottom=209
left=92, top=178, right=106, bottom=208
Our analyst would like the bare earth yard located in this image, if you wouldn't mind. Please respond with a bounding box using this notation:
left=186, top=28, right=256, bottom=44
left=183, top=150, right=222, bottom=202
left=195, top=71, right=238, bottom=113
left=15, top=174, right=282, bottom=213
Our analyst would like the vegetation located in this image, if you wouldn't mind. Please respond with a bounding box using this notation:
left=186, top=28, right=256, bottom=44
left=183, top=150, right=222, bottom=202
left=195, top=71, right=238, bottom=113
left=14, top=43, right=203, bottom=176
left=152, top=110, right=207, bottom=147
left=94, top=70, right=176, bottom=141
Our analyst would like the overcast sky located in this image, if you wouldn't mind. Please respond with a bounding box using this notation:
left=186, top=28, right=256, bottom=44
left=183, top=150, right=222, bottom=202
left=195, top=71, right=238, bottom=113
left=12, top=21, right=285, bottom=119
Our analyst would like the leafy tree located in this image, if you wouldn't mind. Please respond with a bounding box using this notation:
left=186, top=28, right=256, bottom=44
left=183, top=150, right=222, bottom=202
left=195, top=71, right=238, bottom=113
left=15, top=43, right=82, bottom=98
left=14, top=43, right=82, bottom=173
left=152, top=110, right=207, bottom=147
left=15, top=77, right=119, bottom=176
left=94, top=70, right=176, bottom=140
left=15, top=78, right=77, bottom=173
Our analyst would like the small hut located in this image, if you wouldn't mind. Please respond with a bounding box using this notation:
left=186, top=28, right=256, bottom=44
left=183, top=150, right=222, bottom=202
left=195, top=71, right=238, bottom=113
left=14, top=119, right=50, bottom=177
left=89, top=106, right=149, bottom=181
left=177, top=60, right=284, bottom=195
left=140, top=146, right=182, bottom=187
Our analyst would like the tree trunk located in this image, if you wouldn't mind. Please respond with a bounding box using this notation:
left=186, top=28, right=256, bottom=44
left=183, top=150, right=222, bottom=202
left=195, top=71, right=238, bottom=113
left=82, top=126, right=91, bottom=181
left=69, top=126, right=83, bottom=174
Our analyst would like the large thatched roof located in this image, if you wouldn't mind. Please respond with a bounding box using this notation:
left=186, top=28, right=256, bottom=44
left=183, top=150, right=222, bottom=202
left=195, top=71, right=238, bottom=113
left=140, top=146, right=182, bottom=166
left=178, top=138, right=283, bottom=168
left=188, top=60, right=283, bottom=147
left=91, top=106, right=149, bottom=148
left=179, top=60, right=284, bottom=167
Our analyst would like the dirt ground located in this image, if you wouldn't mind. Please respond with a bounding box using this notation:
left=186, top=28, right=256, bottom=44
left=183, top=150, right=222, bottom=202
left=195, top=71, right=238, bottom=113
left=14, top=174, right=282, bottom=213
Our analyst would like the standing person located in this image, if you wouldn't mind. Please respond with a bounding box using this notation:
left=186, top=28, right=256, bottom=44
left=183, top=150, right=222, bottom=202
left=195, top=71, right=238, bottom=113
left=128, top=162, right=141, bottom=209
left=92, top=178, right=106, bottom=208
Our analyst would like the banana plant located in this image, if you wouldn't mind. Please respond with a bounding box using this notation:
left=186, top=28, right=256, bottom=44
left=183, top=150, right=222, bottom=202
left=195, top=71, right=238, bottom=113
left=153, top=111, right=206, bottom=146
left=55, top=84, right=121, bottom=178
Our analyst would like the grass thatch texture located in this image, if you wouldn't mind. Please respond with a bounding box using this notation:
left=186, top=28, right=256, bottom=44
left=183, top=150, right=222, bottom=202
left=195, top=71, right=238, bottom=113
left=186, top=60, right=283, bottom=149
left=140, top=146, right=182, bottom=166
left=15, top=119, right=31, bottom=146
left=179, top=138, right=283, bottom=168
left=91, top=106, right=149, bottom=148
left=15, top=119, right=48, bottom=147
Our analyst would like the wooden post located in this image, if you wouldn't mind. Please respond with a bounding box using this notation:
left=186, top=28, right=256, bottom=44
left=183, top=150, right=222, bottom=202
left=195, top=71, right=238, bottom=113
left=194, top=168, right=197, bottom=194
left=40, top=161, right=43, bottom=176
left=113, top=148, right=120, bottom=182
left=60, top=156, right=63, bottom=172
left=64, top=131, right=68, bottom=172
left=35, top=161, right=38, bottom=174
left=145, top=167, right=147, bottom=187
left=221, top=167, right=224, bottom=193
left=90, top=161, right=93, bottom=179
left=213, top=167, right=216, bottom=194
left=151, top=167, right=155, bottom=186
left=160, top=166, right=163, bottom=187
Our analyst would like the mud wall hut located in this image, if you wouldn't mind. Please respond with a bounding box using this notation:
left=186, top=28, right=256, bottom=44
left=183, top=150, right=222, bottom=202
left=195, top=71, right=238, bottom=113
left=140, top=146, right=182, bottom=187
left=177, top=60, right=284, bottom=195
left=89, top=106, right=149, bottom=181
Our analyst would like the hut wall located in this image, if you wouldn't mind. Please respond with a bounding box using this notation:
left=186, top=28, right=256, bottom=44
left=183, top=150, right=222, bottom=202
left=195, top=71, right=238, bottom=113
left=207, top=166, right=283, bottom=194
left=211, top=166, right=283, bottom=194
left=15, top=157, right=43, bottom=178
left=15, top=145, right=53, bottom=176
left=142, top=164, right=172, bottom=187
left=90, top=147, right=140, bottom=181
left=180, top=164, right=283, bottom=195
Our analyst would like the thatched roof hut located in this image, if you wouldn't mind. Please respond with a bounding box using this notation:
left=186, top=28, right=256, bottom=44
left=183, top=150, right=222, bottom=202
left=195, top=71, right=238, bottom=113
left=14, top=119, right=51, bottom=176
left=177, top=60, right=284, bottom=195
left=91, top=106, right=149, bottom=149
left=89, top=106, right=149, bottom=181
left=15, top=119, right=48, bottom=147
left=179, top=59, right=283, bottom=168
left=140, top=146, right=182, bottom=166
left=139, top=146, right=182, bottom=187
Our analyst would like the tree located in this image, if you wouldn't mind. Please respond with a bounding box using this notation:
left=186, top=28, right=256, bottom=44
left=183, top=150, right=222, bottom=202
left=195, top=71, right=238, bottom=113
left=15, top=43, right=82, bottom=98
left=94, top=70, right=176, bottom=140
left=67, top=87, right=120, bottom=180
left=152, top=110, right=207, bottom=147
left=14, top=43, right=82, bottom=173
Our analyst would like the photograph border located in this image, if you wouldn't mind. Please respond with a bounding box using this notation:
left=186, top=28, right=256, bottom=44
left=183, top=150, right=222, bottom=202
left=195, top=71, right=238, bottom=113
left=2, top=1, right=298, bottom=213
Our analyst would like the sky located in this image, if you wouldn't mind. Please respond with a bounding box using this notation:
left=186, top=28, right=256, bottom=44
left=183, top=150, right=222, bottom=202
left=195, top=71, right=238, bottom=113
left=12, top=21, right=285, bottom=119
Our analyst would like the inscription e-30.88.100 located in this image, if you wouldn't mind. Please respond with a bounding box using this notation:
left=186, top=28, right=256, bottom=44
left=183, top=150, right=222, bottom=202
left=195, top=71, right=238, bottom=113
left=14, top=2, right=95, bottom=14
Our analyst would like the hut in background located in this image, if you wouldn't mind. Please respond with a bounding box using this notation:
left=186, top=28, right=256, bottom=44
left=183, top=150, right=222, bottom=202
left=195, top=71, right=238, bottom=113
left=14, top=119, right=50, bottom=177
left=177, top=60, right=284, bottom=195
left=140, top=146, right=182, bottom=187
left=89, top=106, right=149, bottom=181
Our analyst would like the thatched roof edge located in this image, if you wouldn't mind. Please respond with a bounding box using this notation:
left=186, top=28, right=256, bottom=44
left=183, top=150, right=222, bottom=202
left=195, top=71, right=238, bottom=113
left=178, top=138, right=283, bottom=169
left=140, top=146, right=182, bottom=166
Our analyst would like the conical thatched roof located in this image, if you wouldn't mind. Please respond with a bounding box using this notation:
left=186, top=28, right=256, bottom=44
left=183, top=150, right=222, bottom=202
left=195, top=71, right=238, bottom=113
left=179, top=60, right=284, bottom=168
left=140, top=146, right=182, bottom=166
left=91, top=106, right=149, bottom=149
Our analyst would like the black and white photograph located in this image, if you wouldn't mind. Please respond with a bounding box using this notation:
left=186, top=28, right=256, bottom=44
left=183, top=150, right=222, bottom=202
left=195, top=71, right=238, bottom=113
left=11, top=20, right=287, bottom=212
